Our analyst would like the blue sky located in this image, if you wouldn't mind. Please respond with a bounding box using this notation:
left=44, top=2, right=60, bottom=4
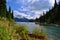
left=6, top=0, right=59, bottom=19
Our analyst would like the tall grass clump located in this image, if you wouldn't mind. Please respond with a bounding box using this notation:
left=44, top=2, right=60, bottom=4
left=0, top=20, right=29, bottom=40
left=40, top=28, right=47, bottom=36
left=0, top=25, right=14, bottom=40
left=32, top=27, right=40, bottom=36
left=14, top=25, right=29, bottom=39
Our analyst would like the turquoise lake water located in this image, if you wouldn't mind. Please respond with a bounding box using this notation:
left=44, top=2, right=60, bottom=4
left=17, top=22, right=60, bottom=40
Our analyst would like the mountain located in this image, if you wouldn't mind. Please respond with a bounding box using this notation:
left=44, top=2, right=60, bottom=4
left=34, top=0, right=60, bottom=24
left=39, top=0, right=60, bottom=24
left=14, top=17, right=29, bottom=22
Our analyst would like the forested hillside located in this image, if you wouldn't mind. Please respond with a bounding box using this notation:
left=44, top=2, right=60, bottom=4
left=0, top=0, right=14, bottom=20
left=35, top=0, right=60, bottom=24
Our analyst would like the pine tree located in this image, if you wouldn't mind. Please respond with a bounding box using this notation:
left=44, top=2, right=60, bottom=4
left=0, top=0, right=6, bottom=18
left=0, top=0, right=14, bottom=21
left=54, top=0, right=57, bottom=7
left=11, top=10, right=14, bottom=19
left=39, top=0, right=60, bottom=24
left=6, top=6, right=11, bottom=20
left=9, top=6, right=11, bottom=13
left=8, top=6, right=11, bottom=20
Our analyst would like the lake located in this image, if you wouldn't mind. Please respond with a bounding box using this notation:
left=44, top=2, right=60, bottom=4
left=16, top=22, right=60, bottom=40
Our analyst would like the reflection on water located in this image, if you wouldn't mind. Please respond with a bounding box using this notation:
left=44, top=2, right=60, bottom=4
left=16, top=22, right=60, bottom=40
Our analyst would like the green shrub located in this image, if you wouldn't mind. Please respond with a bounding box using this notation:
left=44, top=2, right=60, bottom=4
left=0, top=25, right=14, bottom=40
left=0, top=22, right=29, bottom=40
left=40, top=28, right=47, bottom=36
left=15, top=26, right=28, bottom=39
left=32, top=27, right=40, bottom=36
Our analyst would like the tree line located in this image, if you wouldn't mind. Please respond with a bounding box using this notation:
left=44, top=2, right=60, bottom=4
left=0, top=0, right=14, bottom=20
left=30, top=0, right=60, bottom=24
left=39, top=0, right=60, bottom=24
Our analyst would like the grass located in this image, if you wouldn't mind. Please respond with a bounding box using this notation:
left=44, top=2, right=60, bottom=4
left=0, top=18, right=29, bottom=40
left=32, top=27, right=41, bottom=36
left=0, top=24, right=29, bottom=40
left=0, top=25, right=13, bottom=40
left=32, top=27, right=48, bottom=40
left=0, top=18, right=48, bottom=40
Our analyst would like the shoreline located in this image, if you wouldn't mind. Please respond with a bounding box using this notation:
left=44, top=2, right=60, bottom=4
left=40, top=23, right=60, bottom=26
left=15, top=22, right=60, bottom=27
left=35, top=22, right=60, bottom=26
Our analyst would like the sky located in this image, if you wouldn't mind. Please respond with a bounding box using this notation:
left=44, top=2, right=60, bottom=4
left=6, top=0, right=59, bottom=19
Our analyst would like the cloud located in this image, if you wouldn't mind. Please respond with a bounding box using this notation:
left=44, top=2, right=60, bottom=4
left=7, top=0, right=59, bottom=19
left=29, top=0, right=52, bottom=10
left=18, top=7, right=43, bottom=19
left=30, top=10, right=44, bottom=18
left=14, top=10, right=28, bottom=17
left=14, top=10, right=36, bottom=19
left=18, top=6, right=29, bottom=12
left=49, top=0, right=56, bottom=6
left=49, top=0, right=60, bottom=6
left=14, top=0, right=54, bottom=19
left=16, top=0, right=39, bottom=4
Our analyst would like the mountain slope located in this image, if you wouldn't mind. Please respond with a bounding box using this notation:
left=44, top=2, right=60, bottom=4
left=14, top=17, right=29, bottom=22
left=39, top=1, right=60, bottom=24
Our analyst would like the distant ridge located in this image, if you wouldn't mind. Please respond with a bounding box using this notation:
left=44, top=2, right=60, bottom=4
left=14, top=17, right=29, bottom=22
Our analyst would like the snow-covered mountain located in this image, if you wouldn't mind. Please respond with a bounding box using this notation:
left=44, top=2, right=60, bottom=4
left=14, top=15, right=29, bottom=22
